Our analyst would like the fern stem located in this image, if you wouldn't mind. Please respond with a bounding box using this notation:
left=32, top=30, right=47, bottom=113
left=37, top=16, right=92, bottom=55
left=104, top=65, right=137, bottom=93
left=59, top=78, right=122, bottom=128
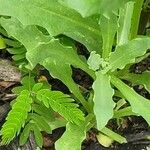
left=130, top=0, right=144, bottom=39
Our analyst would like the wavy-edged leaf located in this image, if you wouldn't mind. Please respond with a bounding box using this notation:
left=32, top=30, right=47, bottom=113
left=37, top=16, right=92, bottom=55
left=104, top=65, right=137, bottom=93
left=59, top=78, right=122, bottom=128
left=0, top=0, right=102, bottom=53
left=1, top=90, right=32, bottom=144
left=109, top=37, right=150, bottom=71
left=55, top=122, right=86, bottom=150
left=92, top=71, right=115, bottom=130
left=1, top=17, right=93, bottom=112
left=37, top=89, right=85, bottom=125
left=111, top=75, right=150, bottom=125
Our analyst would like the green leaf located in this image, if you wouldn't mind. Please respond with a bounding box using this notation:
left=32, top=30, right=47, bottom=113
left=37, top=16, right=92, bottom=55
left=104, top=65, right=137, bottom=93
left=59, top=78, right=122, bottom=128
left=0, top=37, right=6, bottom=49
left=113, top=107, right=138, bottom=118
left=19, top=123, right=32, bottom=145
left=87, top=51, right=102, bottom=71
left=1, top=90, right=32, bottom=144
left=32, top=103, right=55, bottom=121
left=32, top=83, right=43, bottom=93
left=43, top=58, right=92, bottom=112
left=12, top=76, right=35, bottom=94
left=32, top=124, right=43, bottom=148
left=111, top=75, right=150, bottom=125
left=120, top=72, right=150, bottom=92
left=92, top=71, right=115, bottom=130
left=7, top=47, right=26, bottom=55
left=109, top=37, right=150, bottom=71
left=59, top=0, right=131, bottom=18
left=1, top=17, right=93, bottom=112
left=36, top=89, right=85, bottom=125
left=100, top=13, right=118, bottom=58
left=55, top=122, right=86, bottom=150
left=0, top=0, right=102, bottom=53
left=117, top=1, right=134, bottom=45
left=30, top=113, right=52, bottom=134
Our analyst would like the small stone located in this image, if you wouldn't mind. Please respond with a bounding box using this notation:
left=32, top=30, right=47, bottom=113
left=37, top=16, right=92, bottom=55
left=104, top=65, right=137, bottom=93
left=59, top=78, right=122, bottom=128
left=0, top=59, right=21, bottom=82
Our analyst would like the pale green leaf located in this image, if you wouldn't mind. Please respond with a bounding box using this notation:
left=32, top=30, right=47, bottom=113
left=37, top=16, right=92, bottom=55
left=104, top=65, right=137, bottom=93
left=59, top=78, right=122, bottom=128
left=92, top=71, right=115, bottom=130
left=100, top=13, right=118, bottom=58
left=1, top=17, right=93, bottom=112
left=55, top=122, right=86, bottom=150
left=111, top=75, right=150, bottom=125
left=59, top=0, right=131, bottom=18
left=0, top=0, right=102, bottom=53
left=109, top=37, right=150, bottom=71
left=87, top=51, right=102, bottom=71
left=118, top=1, right=134, bottom=45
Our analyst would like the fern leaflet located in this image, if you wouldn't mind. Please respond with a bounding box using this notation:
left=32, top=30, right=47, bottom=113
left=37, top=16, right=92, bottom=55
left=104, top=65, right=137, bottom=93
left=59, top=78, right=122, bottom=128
left=36, top=89, right=85, bottom=125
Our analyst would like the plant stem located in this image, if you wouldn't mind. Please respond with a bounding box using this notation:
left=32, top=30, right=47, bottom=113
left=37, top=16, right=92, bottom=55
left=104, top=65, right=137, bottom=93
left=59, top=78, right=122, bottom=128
left=130, top=0, right=144, bottom=39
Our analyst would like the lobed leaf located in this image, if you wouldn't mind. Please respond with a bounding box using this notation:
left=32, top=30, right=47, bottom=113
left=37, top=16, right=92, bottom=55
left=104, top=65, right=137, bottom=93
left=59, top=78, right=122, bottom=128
left=111, top=75, right=150, bottom=125
left=0, top=0, right=102, bottom=53
left=109, top=37, right=150, bottom=71
left=1, top=17, right=93, bottom=112
left=92, top=71, right=115, bottom=130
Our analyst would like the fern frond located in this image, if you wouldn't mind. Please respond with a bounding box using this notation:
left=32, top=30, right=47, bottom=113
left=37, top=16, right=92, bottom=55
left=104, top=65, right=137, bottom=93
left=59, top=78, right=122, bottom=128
left=32, top=103, right=55, bottom=121
left=19, top=122, right=43, bottom=148
left=36, top=89, right=85, bottom=125
left=1, top=90, right=32, bottom=144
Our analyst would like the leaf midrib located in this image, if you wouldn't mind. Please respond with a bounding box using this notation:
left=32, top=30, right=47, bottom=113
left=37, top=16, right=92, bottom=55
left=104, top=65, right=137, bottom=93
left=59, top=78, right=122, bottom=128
left=30, top=2, right=101, bottom=37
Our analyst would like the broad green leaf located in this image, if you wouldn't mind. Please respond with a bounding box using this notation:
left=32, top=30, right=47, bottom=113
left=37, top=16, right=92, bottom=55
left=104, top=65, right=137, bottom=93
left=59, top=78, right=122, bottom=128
left=0, top=0, right=102, bottom=53
left=58, top=0, right=100, bottom=17
left=59, top=0, right=131, bottom=18
left=109, top=37, right=150, bottom=71
left=111, top=75, right=150, bottom=125
left=37, top=89, right=85, bottom=125
left=1, top=17, right=93, bottom=112
left=92, top=71, right=115, bottom=130
left=55, top=122, right=86, bottom=150
left=120, top=72, right=150, bottom=92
